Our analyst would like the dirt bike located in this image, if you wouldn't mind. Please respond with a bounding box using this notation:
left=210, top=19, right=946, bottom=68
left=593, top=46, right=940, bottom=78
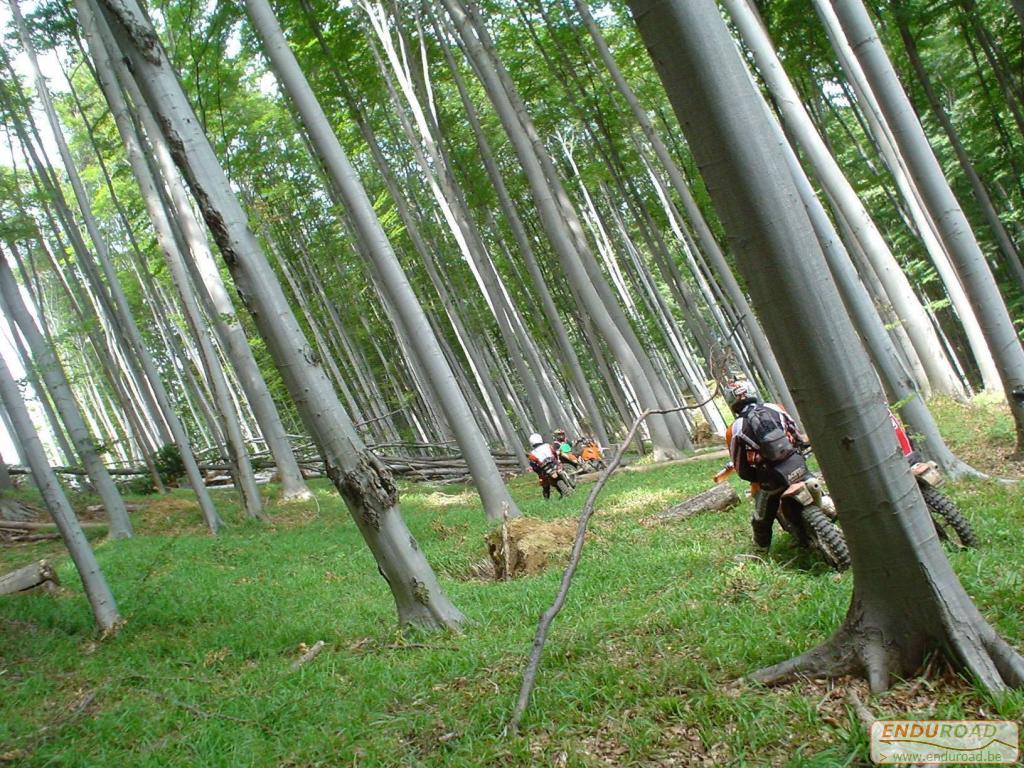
left=890, top=412, right=977, bottom=548
left=572, top=437, right=606, bottom=472
left=907, top=452, right=978, bottom=547
left=540, top=455, right=576, bottom=497
left=715, top=447, right=850, bottom=571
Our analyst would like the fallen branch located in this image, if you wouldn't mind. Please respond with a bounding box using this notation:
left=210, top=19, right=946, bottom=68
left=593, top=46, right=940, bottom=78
left=289, top=640, right=325, bottom=671
left=1, top=532, right=61, bottom=543
left=0, top=520, right=106, bottom=532
left=506, top=393, right=718, bottom=735
left=0, top=560, right=60, bottom=594
left=154, top=692, right=270, bottom=732
left=642, top=482, right=740, bottom=525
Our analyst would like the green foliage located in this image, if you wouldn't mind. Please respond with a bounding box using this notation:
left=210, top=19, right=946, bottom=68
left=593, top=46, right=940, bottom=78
left=152, top=443, right=186, bottom=487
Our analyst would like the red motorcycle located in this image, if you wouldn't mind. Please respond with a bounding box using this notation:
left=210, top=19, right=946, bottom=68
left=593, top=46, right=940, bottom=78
left=890, top=413, right=977, bottom=548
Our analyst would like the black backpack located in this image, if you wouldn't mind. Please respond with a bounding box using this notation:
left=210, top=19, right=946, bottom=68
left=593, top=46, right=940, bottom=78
left=739, top=405, right=795, bottom=464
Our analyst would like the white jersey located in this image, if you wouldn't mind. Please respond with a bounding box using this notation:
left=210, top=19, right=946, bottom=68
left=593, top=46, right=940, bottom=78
left=529, top=442, right=556, bottom=463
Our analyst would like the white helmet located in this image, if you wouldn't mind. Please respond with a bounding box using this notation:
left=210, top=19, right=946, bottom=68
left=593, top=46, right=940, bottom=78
left=528, top=432, right=544, bottom=447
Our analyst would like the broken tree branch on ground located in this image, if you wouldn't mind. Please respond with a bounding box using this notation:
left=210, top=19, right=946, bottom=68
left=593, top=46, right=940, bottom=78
left=506, top=392, right=719, bottom=736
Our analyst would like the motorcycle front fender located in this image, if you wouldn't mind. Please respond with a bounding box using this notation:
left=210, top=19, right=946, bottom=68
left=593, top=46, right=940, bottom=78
left=912, top=461, right=944, bottom=488
left=781, top=482, right=814, bottom=507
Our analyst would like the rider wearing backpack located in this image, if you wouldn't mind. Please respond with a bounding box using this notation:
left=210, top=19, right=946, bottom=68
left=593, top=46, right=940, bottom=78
left=723, top=378, right=806, bottom=550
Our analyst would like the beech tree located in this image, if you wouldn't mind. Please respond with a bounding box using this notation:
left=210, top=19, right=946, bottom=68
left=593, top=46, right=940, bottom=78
left=629, top=0, right=1023, bottom=691
left=0, top=327, right=119, bottom=632
left=0, top=247, right=133, bottom=536
left=242, top=0, right=519, bottom=521
left=8, top=0, right=223, bottom=532
left=94, top=0, right=465, bottom=629
left=830, top=0, right=1024, bottom=457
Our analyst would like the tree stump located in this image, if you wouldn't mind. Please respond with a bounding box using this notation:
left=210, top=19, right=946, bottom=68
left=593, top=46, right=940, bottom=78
left=642, top=482, right=740, bottom=526
left=486, top=517, right=580, bottom=579
left=0, top=560, right=61, bottom=595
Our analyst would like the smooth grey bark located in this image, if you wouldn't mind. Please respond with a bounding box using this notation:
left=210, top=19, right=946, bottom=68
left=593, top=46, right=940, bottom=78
left=442, top=0, right=686, bottom=458
left=97, top=26, right=311, bottom=500
left=0, top=329, right=119, bottom=632
left=2, top=35, right=172, bottom=449
left=428, top=12, right=610, bottom=443
left=110, top=97, right=263, bottom=515
left=776, top=123, right=978, bottom=478
left=833, top=0, right=1024, bottom=455
left=815, top=0, right=1000, bottom=396
left=631, top=0, right=1023, bottom=691
left=74, top=0, right=263, bottom=520
left=892, top=7, right=1024, bottom=293
left=9, top=1, right=222, bottom=530
left=97, top=0, right=465, bottom=629
left=315, top=76, right=522, bottom=459
left=573, top=0, right=796, bottom=415
left=243, top=0, right=518, bottom=520
left=5, top=311, right=74, bottom=466
left=13, top=172, right=165, bottom=485
left=0, top=249, right=133, bottom=537
left=360, top=8, right=551, bottom=432
left=0, top=457, right=12, bottom=491
left=723, top=0, right=966, bottom=400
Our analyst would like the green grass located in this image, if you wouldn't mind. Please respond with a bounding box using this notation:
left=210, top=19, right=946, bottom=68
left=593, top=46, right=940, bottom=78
left=1, top=421, right=1022, bottom=766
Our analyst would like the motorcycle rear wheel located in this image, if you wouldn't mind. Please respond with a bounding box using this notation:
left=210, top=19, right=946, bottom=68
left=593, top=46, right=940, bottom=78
left=802, top=504, right=851, bottom=572
left=555, top=475, right=575, bottom=497
left=920, top=486, right=978, bottom=548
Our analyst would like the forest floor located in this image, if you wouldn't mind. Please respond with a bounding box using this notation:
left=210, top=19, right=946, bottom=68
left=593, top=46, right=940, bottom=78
left=0, top=397, right=1022, bottom=767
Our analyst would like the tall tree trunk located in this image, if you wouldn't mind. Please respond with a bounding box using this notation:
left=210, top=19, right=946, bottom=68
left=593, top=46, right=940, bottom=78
left=814, top=0, right=1001, bottom=396
left=99, top=41, right=311, bottom=500
left=442, top=0, right=686, bottom=458
left=0, top=249, right=134, bottom=537
left=723, top=0, right=967, bottom=400
left=833, top=0, right=1024, bottom=456
left=9, top=1, right=222, bottom=531
left=243, top=0, right=518, bottom=520
left=6, top=316, right=74, bottom=466
left=630, top=0, right=1023, bottom=691
left=429, top=11, right=609, bottom=444
left=573, top=0, right=795, bottom=415
left=0, top=328, right=120, bottom=632
left=97, top=0, right=465, bottom=629
left=775, top=123, right=978, bottom=477
left=72, top=1, right=263, bottom=520
left=892, top=5, right=1024, bottom=293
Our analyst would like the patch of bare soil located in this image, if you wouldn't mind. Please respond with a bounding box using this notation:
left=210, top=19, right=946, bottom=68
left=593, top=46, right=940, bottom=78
left=486, top=517, right=581, bottom=579
left=131, top=496, right=206, bottom=535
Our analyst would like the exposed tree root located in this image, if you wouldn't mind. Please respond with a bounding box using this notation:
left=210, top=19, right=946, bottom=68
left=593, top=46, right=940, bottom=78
left=750, top=616, right=1024, bottom=693
left=748, top=629, right=857, bottom=687
left=982, top=633, right=1024, bottom=688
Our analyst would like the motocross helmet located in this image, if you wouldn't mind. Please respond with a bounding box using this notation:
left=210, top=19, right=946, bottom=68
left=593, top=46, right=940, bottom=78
left=723, top=377, right=760, bottom=416
left=528, top=432, right=545, bottom=447
left=552, top=428, right=567, bottom=443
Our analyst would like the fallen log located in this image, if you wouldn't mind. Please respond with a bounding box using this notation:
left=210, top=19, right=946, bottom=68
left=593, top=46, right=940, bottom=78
left=290, top=640, right=326, bottom=671
left=0, top=520, right=106, bottom=532
left=642, top=482, right=740, bottom=525
left=0, top=560, right=60, bottom=595
left=575, top=448, right=730, bottom=485
left=2, top=532, right=61, bottom=543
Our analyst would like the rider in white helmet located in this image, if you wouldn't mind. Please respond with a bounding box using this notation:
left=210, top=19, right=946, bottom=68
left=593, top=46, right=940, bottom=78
left=527, top=432, right=562, bottom=499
